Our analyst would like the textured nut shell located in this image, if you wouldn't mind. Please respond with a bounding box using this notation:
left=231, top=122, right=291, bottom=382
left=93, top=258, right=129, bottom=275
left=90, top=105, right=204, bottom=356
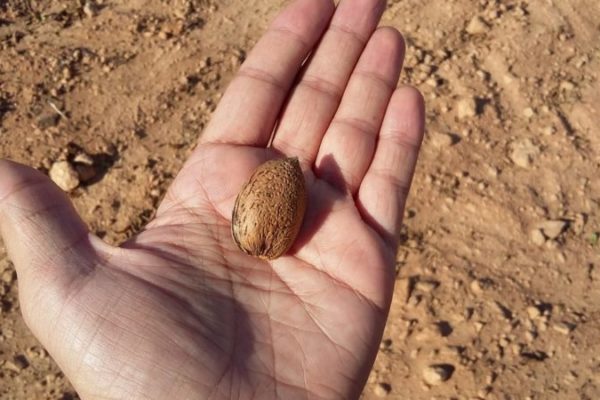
left=232, top=157, right=307, bottom=260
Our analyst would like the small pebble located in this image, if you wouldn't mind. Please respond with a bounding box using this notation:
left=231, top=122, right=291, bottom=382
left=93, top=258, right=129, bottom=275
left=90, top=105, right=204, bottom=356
left=379, top=338, right=393, bottom=351
left=530, top=229, right=546, bottom=246
left=474, top=321, right=485, bottom=332
left=560, top=80, right=575, bottom=92
left=83, top=1, right=98, bottom=18
left=426, top=77, right=440, bottom=87
left=478, top=387, right=492, bottom=398
left=523, top=107, right=535, bottom=119
left=49, top=161, right=80, bottom=192
left=466, top=16, right=489, bottom=35
left=415, top=280, right=439, bottom=292
left=1, top=269, right=15, bottom=284
left=525, top=330, right=536, bottom=342
left=542, top=126, right=555, bottom=136
left=470, top=280, right=483, bottom=295
left=73, top=153, right=94, bottom=166
left=374, top=382, right=392, bottom=397
left=526, top=306, right=541, bottom=319
left=538, top=220, right=568, bottom=240
left=486, top=164, right=499, bottom=177
left=553, top=322, right=575, bottom=335
left=512, top=343, right=524, bottom=355
left=422, top=364, right=454, bottom=386
left=2, top=361, right=21, bottom=373
left=457, top=97, right=477, bottom=119
left=431, top=132, right=456, bottom=148
left=415, top=324, right=443, bottom=341
left=510, top=147, right=534, bottom=168
left=510, top=139, right=539, bottom=169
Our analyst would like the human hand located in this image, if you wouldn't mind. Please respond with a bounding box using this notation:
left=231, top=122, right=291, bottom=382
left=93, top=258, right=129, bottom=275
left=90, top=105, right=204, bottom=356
left=0, top=0, right=424, bottom=398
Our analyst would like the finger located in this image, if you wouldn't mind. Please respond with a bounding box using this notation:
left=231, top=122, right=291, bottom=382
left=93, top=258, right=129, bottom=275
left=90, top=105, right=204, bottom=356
left=0, top=160, right=102, bottom=295
left=357, top=86, right=425, bottom=246
left=315, top=27, right=404, bottom=194
left=272, top=0, right=386, bottom=166
left=201, top=0, right=335, bottom=146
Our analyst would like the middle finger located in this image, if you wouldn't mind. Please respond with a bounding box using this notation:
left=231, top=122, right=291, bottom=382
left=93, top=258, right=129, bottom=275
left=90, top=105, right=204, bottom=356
left=272, top=0, right=386, bottom=167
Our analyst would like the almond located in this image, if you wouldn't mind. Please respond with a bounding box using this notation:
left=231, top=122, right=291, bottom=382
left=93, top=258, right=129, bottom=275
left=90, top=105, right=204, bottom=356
left=232, top=157, right=307, bottom=260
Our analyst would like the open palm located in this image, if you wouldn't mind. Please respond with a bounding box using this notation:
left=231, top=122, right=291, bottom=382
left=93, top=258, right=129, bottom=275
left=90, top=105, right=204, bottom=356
left=0, top=0, right=424, bottom=399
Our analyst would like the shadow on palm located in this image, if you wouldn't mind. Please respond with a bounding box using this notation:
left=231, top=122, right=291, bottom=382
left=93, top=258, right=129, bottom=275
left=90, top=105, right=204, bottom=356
left=153, top=142, right=394, bottom=301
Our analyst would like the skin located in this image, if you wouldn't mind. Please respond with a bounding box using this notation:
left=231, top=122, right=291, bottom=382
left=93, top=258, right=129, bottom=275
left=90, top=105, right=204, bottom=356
left=0, top=0, right=425, bottom=399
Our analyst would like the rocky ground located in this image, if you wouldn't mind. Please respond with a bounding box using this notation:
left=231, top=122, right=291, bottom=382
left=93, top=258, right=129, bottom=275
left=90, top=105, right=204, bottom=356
left=1, top=0, right=599, bottom=399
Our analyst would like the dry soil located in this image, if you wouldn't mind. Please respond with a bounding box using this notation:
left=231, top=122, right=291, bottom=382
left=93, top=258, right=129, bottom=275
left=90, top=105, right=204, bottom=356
left=0, top=0, right=599, bottom=399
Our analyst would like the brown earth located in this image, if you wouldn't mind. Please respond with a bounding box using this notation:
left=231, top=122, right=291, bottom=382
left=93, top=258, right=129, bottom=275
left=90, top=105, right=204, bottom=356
left=1, top=0, right=599, bottom=399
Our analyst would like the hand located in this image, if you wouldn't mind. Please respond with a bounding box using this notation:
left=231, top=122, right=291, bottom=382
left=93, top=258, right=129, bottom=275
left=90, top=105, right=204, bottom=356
left=0, top=0, right=424, bottom=398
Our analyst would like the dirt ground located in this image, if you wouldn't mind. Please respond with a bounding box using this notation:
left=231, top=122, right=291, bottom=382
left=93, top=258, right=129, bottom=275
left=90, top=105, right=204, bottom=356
left=1, top=0, right=599, bottom=399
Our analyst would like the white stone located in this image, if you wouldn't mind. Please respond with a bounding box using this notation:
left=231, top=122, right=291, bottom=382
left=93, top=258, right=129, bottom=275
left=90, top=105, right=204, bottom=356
left=510, top=140, right=539, bottom=169
left=466, top=16, right=489, bottom=35
left=374, top=383, right=391, bottom=397
left=553, top=322, right=574, bottom=335
left=415, top=280, right=439, bottom=292
left=431, top=132, right=455, bottom=147
left=538, top=220, right=568, bottom=239
left=526, top=306, right=541, bottom=319
left=470, top=280, right=483, bottom=295
left=83, top=1, right=98, bottom=18
left=49, top=161, right=80, bottom=192
left=523, top=107, right=535, bottom=118
left=73, top=152, right=94, bottom=166
left=423, top=365, right=453, bottom=386
left=510, top=147, right=532, bottom=168
left=457, top=98, right=477, bottom=119
left=530, top=229, right=546, bottom=246
left=560, top=80, right=575, bottom=92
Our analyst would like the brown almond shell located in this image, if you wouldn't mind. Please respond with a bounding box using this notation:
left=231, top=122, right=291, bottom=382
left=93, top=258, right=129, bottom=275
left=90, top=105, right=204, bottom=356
left=231, top=157, right=307, bottom=260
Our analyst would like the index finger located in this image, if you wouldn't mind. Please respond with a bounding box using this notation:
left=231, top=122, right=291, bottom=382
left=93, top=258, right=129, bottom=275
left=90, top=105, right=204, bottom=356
left=201, top=0, right=335, bottom=146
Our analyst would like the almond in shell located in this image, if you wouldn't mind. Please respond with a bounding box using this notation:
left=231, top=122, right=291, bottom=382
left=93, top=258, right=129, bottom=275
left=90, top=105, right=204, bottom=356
left=232, top=157, right=307, bottom=260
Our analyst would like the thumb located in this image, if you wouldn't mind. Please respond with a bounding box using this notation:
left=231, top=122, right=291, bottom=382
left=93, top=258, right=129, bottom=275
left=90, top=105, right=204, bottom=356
left=0, top=159, right=102, bottom=322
